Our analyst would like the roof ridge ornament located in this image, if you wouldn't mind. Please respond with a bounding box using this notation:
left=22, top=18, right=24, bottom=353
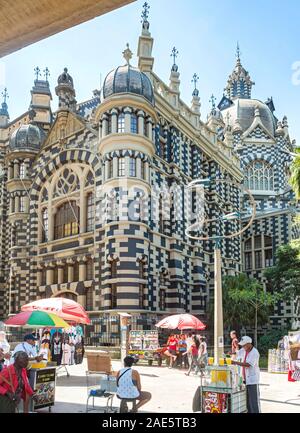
left=34, top=66, right=41, bottom=81
left=141, top=2, right=150, bottom=31
left=171, top=47, right=179, bottom=72
left=123, top=43, right=133, bottom=65
left=192, top=73, right=200, bottom=97
left=43, top=67, right=50, bottom=82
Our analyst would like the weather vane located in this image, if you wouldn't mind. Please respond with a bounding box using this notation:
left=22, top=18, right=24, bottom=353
left=43, top=67, right=50, bottom=82
left=1, top=87, right=8, bottom=104
left=141, top=2, right=150, bottom=23
left=209, top=94, right=217, bottom=110
left=34, top=66, right=41, bottom=80
left=171, top=47, right=179, bottom=66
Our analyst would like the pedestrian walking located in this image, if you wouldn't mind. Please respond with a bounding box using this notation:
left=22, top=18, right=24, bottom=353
left=232, top=336, right=261, bottom=413
left=198, top=337, right=208, bottom=368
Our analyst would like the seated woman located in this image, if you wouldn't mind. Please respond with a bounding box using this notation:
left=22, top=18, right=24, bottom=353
left=116, top=356, right=151, bottom=413
left=0, top=351, right=34, bottom=413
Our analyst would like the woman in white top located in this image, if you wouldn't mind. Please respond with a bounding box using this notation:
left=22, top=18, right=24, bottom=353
left=0, top=331, right=10, bottom=368
left=116, top=356, right=151, bottom=413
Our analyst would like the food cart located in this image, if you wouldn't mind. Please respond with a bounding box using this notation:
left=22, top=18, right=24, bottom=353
left=200, top=364, right=247, bottom=413
left=28, top=362, right=57, bottom=412
left=128, top=330, right=163, bottom=365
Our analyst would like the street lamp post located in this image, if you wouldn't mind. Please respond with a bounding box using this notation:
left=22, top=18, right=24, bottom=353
left=186, top=179, right=256, bottom=364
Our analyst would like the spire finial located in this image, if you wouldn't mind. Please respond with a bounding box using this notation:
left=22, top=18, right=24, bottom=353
left=171, top=47, right=179, bottom=72
left=225, top=111, right=231, bottom=127
left=1, top=87, right=8, bottom=104
left=123, top=43, right=133, bottom=65
left=141, top=2, right=150, bottom=24
left=191, top=73, right=199, bottom=97
left=34, top=66, right=41, bottom=81
left=209, top=94, right=216, bottom=110
left=43, top=67, right=50, bottom=82
left=236, top=42, right=241, bottom=61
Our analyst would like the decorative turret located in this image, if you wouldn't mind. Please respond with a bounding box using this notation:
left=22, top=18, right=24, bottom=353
left=207, top=94, right=223, bottom=131
left=29, top=67, right=52, bottom=126
left=169, top=47, right=180, bottom=94
left=225, top=43, right=255, bottom=100
left=55, top=67, right=77, bottom=112
left=137, top=2, right=154, bottom=73
left=0, top=88, right=9, bottom=127
left=191, top=73, right=201, bottom=115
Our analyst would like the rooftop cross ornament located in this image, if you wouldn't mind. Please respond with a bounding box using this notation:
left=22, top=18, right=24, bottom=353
left=192, top=73, right=199, bottom=90
left=171, top=47, right=179, bottom=66
left=210, top=94, right=216, bottom=110
left=123, top=43, right=133, bottom=65
left=1, top=87, right=8, bottom=104
left=43, top=67, right=50, bottom=82
left=141, top=2, right=150, bottom=23
left=34, top=66, right=41, bottom=80
left=236, top=42, right=241, bottom=61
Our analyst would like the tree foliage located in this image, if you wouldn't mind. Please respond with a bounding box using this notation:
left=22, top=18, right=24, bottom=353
left=264, top=242, right=300, bottom=299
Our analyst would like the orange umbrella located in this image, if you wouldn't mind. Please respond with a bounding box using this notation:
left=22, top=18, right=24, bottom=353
left=21, top=298, right=90, bottom=325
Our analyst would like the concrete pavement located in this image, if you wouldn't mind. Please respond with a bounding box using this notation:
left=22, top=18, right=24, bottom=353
left=36, top=359, right=300, bottom=413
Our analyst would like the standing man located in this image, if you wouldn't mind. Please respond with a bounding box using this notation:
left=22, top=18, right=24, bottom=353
left=232, top=336, right=261, bottom=413
left=11, top=334, right=44, bottom=363
left=230, top=330, right=239, bottom=360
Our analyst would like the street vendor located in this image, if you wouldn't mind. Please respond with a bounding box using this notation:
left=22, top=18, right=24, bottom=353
left=11, top=334, right=44, bottom=364
left=231, top=336, right=261, bottom=413
left=0, top=351, right=34, bottom=413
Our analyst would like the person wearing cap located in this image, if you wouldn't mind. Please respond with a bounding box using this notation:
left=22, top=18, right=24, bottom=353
left=11, top=334, right=44, bottom=364
left=231, top=336, right=261, bottom=413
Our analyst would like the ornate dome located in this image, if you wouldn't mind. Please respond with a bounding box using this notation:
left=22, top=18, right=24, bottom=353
left=102, top=64, right=154, bottom=105
left=9, top=124, right=45, bottom=152
left=222, top=99, right=277, bottom=136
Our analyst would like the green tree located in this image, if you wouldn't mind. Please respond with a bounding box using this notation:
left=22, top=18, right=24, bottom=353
left=264, top=242, right=300, bottom=299
left=290, top=152, right=300, bottom=199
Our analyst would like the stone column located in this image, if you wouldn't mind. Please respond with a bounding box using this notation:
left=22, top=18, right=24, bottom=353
left=102, top=113, right=109, bottom=138
left=124, top=107, right=132, bottom=133
left=57, top=261, right=64, bottom=284
left=98, top=120, right=102, bottom=141
left=36, top=266, right=43, bottom=287
left=147, top=118, right=153, bottom=140
left=67, top=258, right=74, bottom=283
left=46, top=263, right=54, bottom=285
left=24, top=196, right=30, bottom=213
left=80, top=191, right=87, bottom=234
left=79, top=257, right=87, bottom=281
left=136, top=158, right=142, bottom=179
left=49, top=206, right=56, bottom=241
left=137, top=110, right=145, bottom=136
left=105, top=159, right=110, bottom=180
left=8, top=162, right=13, bottom=180
left=111, top=109, right=118, bottom=134
left=15, top=194, right=20, bottom=213
left=145, top=161, right=150, bottom=183
left=9, top=195, right=14, bottom=214
left=13, top=160, right=19, bottom=179
left=113, top=157, right=118, bottom=178
left=125, top=155, right=130, bottom=177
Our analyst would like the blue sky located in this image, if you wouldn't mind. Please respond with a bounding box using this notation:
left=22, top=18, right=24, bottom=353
left=2, top=0, right=300, bottom=140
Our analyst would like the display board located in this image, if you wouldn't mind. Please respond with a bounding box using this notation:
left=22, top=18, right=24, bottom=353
left=31, top=368, right=56, bottom=410
left=129, top=330, right=159, bottom=351
left=203, top=391, right=228, bottom=413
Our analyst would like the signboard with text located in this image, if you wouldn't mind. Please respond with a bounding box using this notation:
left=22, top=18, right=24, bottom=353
left=32, top=368, right=56, bottom=410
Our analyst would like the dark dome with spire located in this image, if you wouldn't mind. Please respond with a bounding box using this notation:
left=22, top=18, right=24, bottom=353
left=9, top=124, right=45, bottom=152
left=102, top=64, right=154, bottom=105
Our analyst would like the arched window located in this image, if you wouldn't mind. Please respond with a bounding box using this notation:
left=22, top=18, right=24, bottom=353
left=131, top=114, right=138, bottom=134
left=86, top=193, right=94, bottom=232
left=244, top=234, right=273, bottom=271
left=111, top=260, right=118, bottom=278
left=42, top=208, right=48, bottom=242
left=54, top=201, right=80, bottom=240
left=118, top=113, right=125, bottom=133
left=245, top=160, right=274, bottom=192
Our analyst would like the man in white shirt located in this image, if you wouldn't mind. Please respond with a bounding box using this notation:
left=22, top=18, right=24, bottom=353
left=232, top=336, right=260, bottom=413
left=11, top=334, right=44, bottom=364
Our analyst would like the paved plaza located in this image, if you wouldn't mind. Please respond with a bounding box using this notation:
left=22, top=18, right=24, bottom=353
left=36, top=360, right=300, bottom=414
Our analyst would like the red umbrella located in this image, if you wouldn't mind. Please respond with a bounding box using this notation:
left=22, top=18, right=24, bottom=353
left=155, top=313, right=206, bottom=330
left=21, top=298, right=90, bottom=325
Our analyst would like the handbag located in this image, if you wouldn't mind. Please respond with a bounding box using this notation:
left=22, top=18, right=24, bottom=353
left=0, top=367, right=19, bottom=412
left=291, top=369, right=300, bottom=381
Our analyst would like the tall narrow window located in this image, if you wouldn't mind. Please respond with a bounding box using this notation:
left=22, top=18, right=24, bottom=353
left=111, top=260, right=117, bottom=278
left=131, top=114, right=138, bottom=134
left=73, top=261, right=79, bottom=281
left=42, top=208, right=48, bottom=242
left=41, top=269, right=47, bottom=286
left=53, top=267, right=58, bottom=285
left=159, top=289, right=166, bottom=311
left=141, top=162, right=145, bottom=180
left=20, top=196, right=25, bottom=212
left=85, top=288, right=93, bottom=311
left=20, top=162, right=26, bottom=179
left=108, top=160, right=113, bottom=178
left=139, top=261, right=144, bottom=279
left=118, top=113, right=125, bottom=133
left=107, top=116, right=112, bottom=134
left=245, top=252, right=252, bottom=270
left=129, top=158, right=136, bottom=177
left=86, top=258, right=94, bottom=280
left=111, top=284, right=117, bottom=308
left=158, top=195, right=166, bottom=233
left=86, top=193, right=94, bottom=232
left=139, top=284, right=144, bottom=309
left=63, top=264, right=68, bottom=283
left=118, top=158, right=125, bottom=177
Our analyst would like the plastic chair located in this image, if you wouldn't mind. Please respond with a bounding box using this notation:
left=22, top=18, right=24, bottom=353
left=117, top=396, right=137, bottom=413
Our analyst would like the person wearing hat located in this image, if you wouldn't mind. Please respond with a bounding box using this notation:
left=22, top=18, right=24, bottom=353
left=231, top=336, right=261, bottom=413
left=10, top=334, right=44, bottom=364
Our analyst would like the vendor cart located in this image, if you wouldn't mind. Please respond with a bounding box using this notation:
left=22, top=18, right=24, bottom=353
left=200, top=365, right=247, bottom=413
left=128, top=330, right=163, bottom=365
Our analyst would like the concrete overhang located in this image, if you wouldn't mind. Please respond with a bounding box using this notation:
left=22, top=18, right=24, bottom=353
left=0, top=0, right=136, bottom=58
